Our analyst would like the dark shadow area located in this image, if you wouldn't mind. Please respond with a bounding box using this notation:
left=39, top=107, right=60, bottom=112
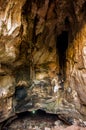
left=15, top=86, right=27, bottom=101
left=17, top=109, right=58, bottom=120
left=56, top=31, right=68, bottom=79
left=81, top=1, right=86, bottom=14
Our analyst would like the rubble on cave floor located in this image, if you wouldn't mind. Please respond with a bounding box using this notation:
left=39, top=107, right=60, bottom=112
left=1, top=110, right=86, bottom=130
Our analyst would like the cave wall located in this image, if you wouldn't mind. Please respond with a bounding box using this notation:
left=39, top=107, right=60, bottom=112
left=67, top=24, right=86, bottom=116
left=66, top=1, right=86, bottom=117
left=0, top=0, right=86, bottom=123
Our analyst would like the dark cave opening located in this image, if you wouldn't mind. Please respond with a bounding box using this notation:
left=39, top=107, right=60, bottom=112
left=1, top=110, right=59, bottom=129
left=15, top=85, right=27, bottom=101
left=17, top=109, right=58, bottom=119
left=56, top=31, right=68, bottom=79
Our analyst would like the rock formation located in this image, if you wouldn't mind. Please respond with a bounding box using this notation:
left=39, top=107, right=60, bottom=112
left=0, top=0, right=86, bottom=127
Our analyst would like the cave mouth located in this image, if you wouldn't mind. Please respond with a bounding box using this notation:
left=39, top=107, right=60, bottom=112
left=1, top=109, right=60, bottom=130
left=17, top=109, right=58, bottom=119
left=56, top=31, right=68, bottom=79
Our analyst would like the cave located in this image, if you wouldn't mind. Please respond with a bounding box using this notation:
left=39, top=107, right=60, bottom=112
left=56, top=31, right=68, bottom=79
left=1, top=110, right=59, bottom=130
left=0, top=0, right=86, bottom=129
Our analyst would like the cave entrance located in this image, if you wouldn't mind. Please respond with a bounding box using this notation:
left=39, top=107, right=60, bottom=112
left=56, top=31, right=68, bottom=79
left=17, top=109, right=58, bottom=119
left=1, top=110, right=59, bottom=130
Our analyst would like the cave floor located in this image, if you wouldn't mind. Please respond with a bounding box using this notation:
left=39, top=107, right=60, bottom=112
left=1, top=111, right=86, bottom=130
left=1, top=111, right=68, bottom=130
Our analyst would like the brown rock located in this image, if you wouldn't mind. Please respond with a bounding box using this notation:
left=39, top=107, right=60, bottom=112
left=0, top=0, right=86, bottom=125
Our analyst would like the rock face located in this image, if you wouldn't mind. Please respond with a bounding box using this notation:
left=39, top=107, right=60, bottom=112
left=0, top=0, right=86, bottom=125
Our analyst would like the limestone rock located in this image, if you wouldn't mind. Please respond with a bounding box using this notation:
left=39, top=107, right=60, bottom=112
left=0, top=75, right=15, bottom=122
left=0, top=0, right=86, bottom=126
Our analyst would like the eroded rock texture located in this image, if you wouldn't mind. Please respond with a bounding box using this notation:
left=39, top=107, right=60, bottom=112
left=0, top=0, right=86, bottom=125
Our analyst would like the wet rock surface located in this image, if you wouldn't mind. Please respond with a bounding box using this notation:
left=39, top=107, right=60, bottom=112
left=0, top=0, right=86, bottom=128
